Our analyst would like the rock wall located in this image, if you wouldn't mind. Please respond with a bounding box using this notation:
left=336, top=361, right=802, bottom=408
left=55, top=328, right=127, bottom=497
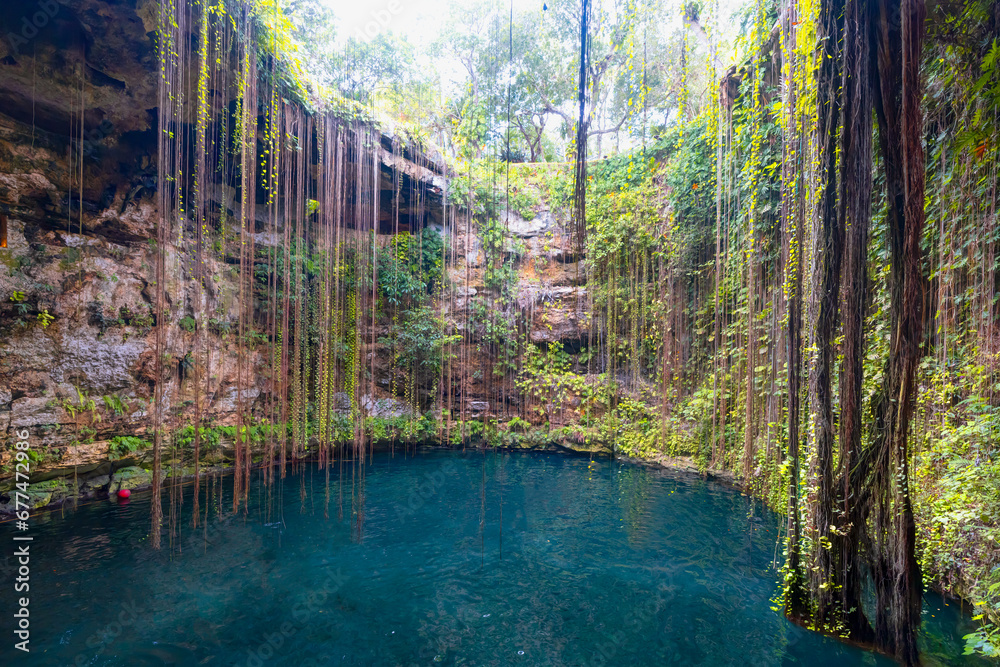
left=1, top=0, right=164, bottom=493
left=0, top=0, right=589, bottom=513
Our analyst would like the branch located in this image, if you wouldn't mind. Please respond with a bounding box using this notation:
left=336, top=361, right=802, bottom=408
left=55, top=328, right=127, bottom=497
left=543, top=100, right=573, bottom=126
left=587, top=108, right=632, bottom=138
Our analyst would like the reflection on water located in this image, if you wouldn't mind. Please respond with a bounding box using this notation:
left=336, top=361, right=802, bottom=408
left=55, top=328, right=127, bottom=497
left=1, top=451, right=983, bottom=666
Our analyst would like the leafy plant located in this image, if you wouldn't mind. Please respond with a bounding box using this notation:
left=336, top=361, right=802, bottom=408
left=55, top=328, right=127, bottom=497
left=108, top=436, right=150, bottom=460
left=175, top=424, right=222, bottom=452
left=377, top=227, right=445, bottom=308
left=380, top=305, right=461, bottom=395
left=62, top=386, right=98, bottom=422
left=102, top=394, right=128, bottom=417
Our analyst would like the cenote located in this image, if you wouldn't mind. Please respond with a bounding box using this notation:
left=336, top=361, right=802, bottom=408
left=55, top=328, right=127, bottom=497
left=2, top=0, right=998, bottom=662
left=3, top=451, right=983, bottom=666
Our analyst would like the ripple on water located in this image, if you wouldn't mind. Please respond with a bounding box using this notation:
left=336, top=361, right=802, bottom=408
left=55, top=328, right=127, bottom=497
left=2, top=450, right=986, bottom=666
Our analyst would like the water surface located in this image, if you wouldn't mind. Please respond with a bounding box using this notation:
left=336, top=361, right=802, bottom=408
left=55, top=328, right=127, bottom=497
left=1, top=451, right=981, bottom=665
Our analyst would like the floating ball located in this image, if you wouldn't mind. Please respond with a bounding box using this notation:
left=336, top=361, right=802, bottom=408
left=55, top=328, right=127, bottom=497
left=117, top=489, right=131, bottom=499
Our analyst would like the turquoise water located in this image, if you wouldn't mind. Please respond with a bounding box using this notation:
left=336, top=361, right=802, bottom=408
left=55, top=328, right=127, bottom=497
left=1, top=451, right=983, bottom=666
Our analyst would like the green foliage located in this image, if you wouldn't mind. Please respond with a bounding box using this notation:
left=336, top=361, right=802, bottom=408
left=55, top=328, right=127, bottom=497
left=102, top=394, right=128, bottom=417
left=658, top=117, right=717, bottom=229
left=449, top=162, right=501, bottom=219
left=518, top=343, right=611, bottom=430
left=598, top=397, right=659, bottom=459
left=208, top=318, right=233, bottom=338
left=400, top=414, right=440, bottom=442
left=36, top=309, right=54, bottom=328
left=248, top=0, right=318, bottom=109
left=58, top=246, right=82, bottom=271
left=179, top=316, right=197, bottom=332
left=662, top=382, right=717, bottom=468
left=585, top=163, right=662, bottom=266
left=363, top=415, right=433, bottom=443
left=381, top=305, right=461, bottom=385
left=480, top=218, right=520, bottom=297
left=243, top=329, right=269, bottom=348
left=174, top=425, right=222, bottom=452
left=454, top=98, right=489, bottom=160
left=913, top=351, right=1000, bottom=656
left=87, top=302, right=154, bottom=340
left=217, top=423, right=284, bottom=448
left=506, top=415, right=532, bottom=433
left=508, top=186, right=539, bottom=221
left=378, top=228, right=444, bottom=308
left=287, top=1, right=419, bottom=106
left=108, top=436, right=150, bottom=461
left=61, top=386, right=98, bottom=424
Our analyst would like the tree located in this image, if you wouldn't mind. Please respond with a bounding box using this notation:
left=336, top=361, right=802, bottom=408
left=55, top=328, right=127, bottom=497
left=833, top=0, right=875, bottom=642
left=851, top=0, right=927, bottom=661
left=436, top=0, right=679, bottom=162
left=330, top=33, right=419, bottom=103
left=507, top=11, right=573, bottom=161
left=283, top=0, right=339, bottom=85
left=285, top=0, right=419, bottom=105
left=776, top=0, right=930, bottom=660
left=541, top=0, right=647, bottom=156
left=806, top=0, right=844, bottom=626
left=434, top=0, right=502, bottom=159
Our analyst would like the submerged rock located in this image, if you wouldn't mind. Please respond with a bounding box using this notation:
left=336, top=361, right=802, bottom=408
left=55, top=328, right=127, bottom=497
left=0, top=477, right=73, bottom=514
left=109, top=465, right=164, bottom=493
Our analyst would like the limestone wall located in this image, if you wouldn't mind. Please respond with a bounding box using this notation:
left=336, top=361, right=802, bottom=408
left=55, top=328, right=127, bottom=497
left=0, top=0, right=590, bottom=514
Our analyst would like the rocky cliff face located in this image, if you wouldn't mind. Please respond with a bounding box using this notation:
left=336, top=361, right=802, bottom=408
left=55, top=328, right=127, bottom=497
left=1, top=0, right=165, bottom=498
left=0, top=0, right=589, bottom=513
left=447, top=206, right=589, bottom=347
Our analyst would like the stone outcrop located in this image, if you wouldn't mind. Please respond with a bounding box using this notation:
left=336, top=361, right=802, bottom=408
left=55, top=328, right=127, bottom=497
left=0, top=0, right=592, bottom=514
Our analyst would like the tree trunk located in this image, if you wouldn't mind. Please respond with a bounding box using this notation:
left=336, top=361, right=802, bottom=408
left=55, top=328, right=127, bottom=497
left=854, top=0, right=927, bottom=662
left=835, top=0, right=876, bottom=643
left=808, top=0, right=845, bottom=624
left=889, top=0, right=927, bottom=661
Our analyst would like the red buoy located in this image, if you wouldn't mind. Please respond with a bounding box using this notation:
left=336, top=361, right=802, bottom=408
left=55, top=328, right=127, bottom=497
left=117, top=489, right=131, bottom=499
